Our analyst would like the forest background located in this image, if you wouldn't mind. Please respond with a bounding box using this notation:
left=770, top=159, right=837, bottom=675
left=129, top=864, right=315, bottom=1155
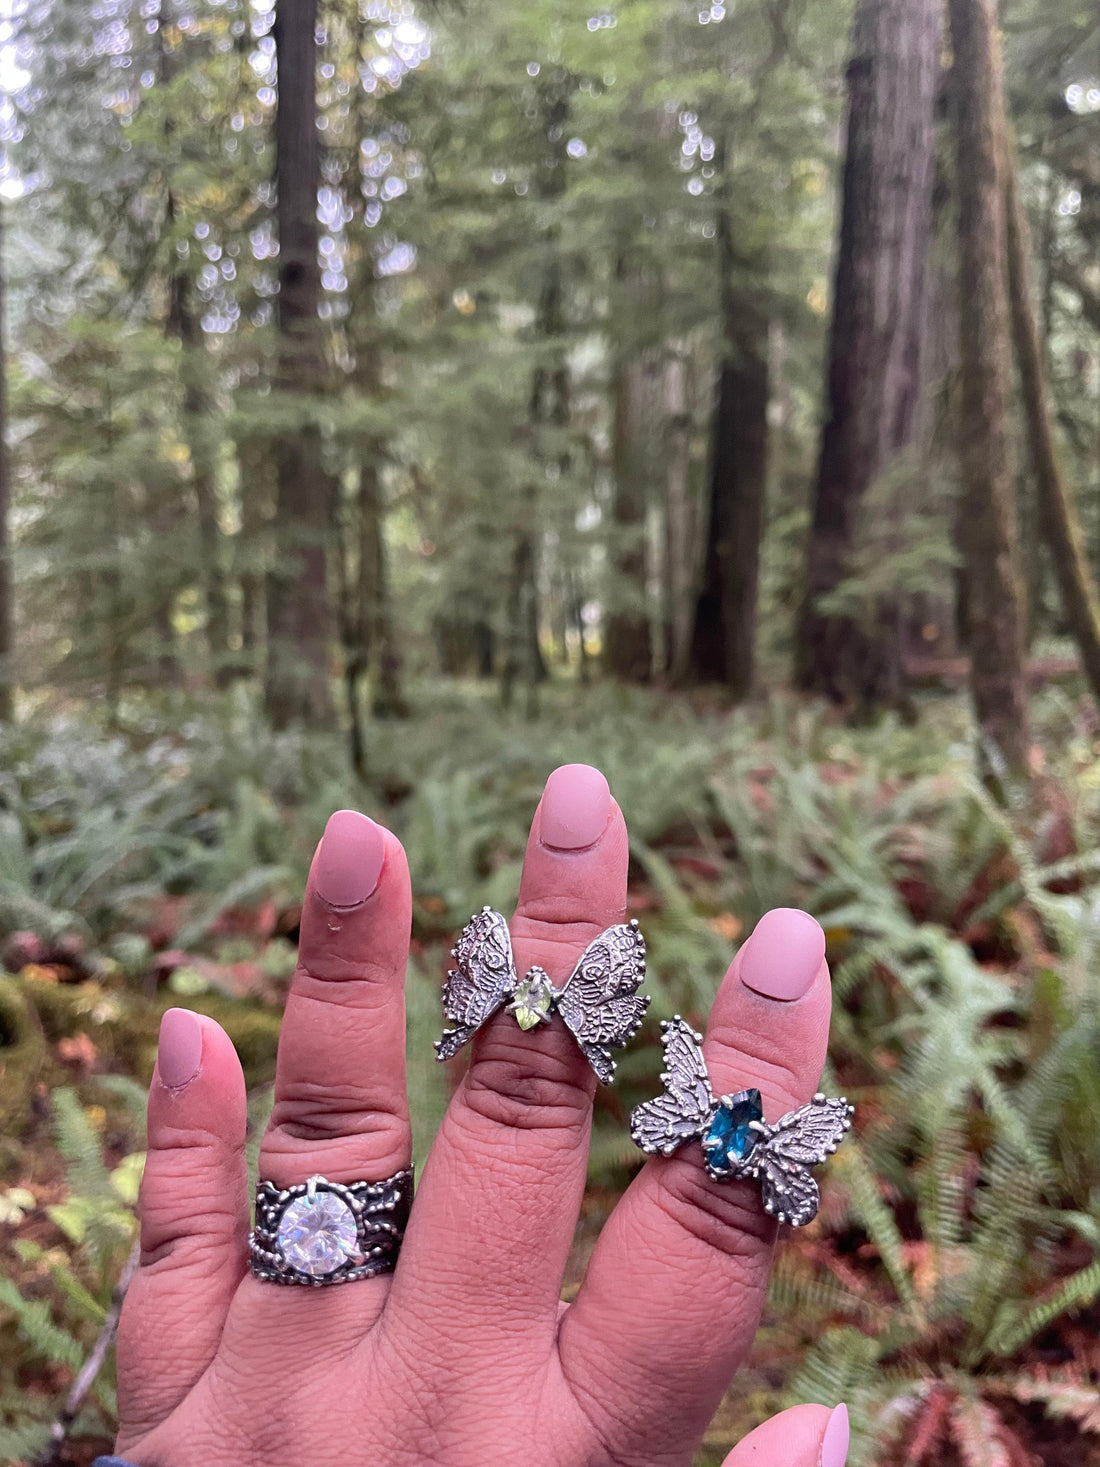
left=3, top=0, right=1100, bottom=1463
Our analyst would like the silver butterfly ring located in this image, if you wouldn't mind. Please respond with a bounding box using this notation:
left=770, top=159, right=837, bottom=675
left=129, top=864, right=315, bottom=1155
left=630, top=1016, right=854, bottom=1226
left=434, top=906, right=649, bottom=1084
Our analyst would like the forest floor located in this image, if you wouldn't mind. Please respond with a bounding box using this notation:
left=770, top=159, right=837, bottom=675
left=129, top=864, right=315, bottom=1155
left=3, top=681, right=1100, bottom=1465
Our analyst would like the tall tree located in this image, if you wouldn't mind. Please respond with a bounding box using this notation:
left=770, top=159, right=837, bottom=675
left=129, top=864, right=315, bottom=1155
left=0, top=202, right=10, bottom=722
left=604, top=254, right=655, bottom=683
left=948, top=0, right=1030, bottom=775
left=264, top=0, right=333, bottom=727
left=794, top=0, right=938, bottom=709
left=686, top=195, right=769, bottom=700
left=500, top=73, right=568, bottom=715
left=1004, top=157, right=1100, bottom=709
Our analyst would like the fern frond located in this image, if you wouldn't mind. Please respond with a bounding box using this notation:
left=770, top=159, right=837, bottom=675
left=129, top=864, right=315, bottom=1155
left=988, top=1258, right=1100, bottom=1358
left=949, top=1393, right=1013, bottom=1467
left=832, top=1141, right=917, bottom=1314
left=988, top=1374, right=1100, bottom=1434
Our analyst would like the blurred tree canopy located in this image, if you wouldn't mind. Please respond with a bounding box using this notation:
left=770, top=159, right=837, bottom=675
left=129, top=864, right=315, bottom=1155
left=2, top=0, right=1098, bottom=761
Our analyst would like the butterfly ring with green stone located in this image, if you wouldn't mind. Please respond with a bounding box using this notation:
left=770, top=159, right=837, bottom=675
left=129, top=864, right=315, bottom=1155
left=630, top=1017, right=854, bottom=1226
left=434, top=906, right=649, bottom=1084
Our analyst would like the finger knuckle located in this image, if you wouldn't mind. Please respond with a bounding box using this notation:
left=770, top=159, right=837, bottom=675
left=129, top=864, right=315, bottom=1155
left=461, top=1034, right=591, bottom=1135
left=704, top=1020, right=808, bottom=1109
left=652, top=1157, right=776, bottom=1258
left=267, top=1077, right=407, bottom=1144
left=510, top=913, right=607, bottom=973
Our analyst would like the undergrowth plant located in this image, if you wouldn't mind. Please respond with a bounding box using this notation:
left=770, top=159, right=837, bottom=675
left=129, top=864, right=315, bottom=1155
left=3, top=686, right=1100, bottom=1465
left=0, top=1086, right=143, bottom=1461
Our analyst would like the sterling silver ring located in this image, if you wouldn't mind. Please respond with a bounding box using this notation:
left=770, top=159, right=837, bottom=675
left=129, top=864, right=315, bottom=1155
left=435, top=906, right=649, bottom=1084
left=248, top=1169, right=413, bottom=1285
left=631, top=1017, right=853, bottom=1227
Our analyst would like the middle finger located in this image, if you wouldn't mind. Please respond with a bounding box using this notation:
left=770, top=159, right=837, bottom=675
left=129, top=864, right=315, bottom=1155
left=390, top=765, right=628, bottom=1367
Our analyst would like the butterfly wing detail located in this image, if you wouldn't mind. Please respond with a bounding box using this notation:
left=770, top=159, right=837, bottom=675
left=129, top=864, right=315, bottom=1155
left=761, top=1095, right=854, bottom=1166
left=435, top=907, right=517, bottom=1061
left=753, top=1146, right=821, bottom=1227
left=630, top=1016, right=715, bottom=1156
left=555, top=920, right=649, bottom=1084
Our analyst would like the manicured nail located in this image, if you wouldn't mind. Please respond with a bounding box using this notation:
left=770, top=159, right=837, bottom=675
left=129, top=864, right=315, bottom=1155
left=739, top=907, right=825, bottom=1001
left=540, top=764, right=611, bottom=851
left=820, top=1403, right=850, bottom=1467
left=314, top=809, right=385, bottom=907
left=157, top=1008, right=203, bottom=1089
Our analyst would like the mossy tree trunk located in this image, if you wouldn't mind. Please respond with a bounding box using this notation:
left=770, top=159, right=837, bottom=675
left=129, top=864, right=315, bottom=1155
left=795, top=0, right=938, bottom=710
left=604, top=254, right=655, bottom=684
left=168, top=252, right=231, bottom=687
left=687, top=186, right=769, bottom=701
left=264, top=0, right=333, bottom=728
left=947, top=0, right=1030, bottom=776
left=1003, top=154, right=1100, bottom=710
left=0, top=203, right=11, bottom=722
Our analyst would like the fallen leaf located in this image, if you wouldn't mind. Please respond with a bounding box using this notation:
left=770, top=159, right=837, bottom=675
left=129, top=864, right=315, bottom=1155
left=709, top=912, right=743, bottom=943
left=20, top=963, right=59, bottom=984
left=56, top=1033, right=99, bottom=1071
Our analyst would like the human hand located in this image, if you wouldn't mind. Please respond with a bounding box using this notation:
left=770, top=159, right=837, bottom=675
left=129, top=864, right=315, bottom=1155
left=115, top=765, right=846, bottom=1467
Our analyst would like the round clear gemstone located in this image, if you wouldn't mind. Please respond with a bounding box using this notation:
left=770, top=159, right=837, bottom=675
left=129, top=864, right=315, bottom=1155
left=276, top=1191, right=359, bottom=1277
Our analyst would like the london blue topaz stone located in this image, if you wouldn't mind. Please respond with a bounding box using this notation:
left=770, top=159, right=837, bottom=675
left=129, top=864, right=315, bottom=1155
left=702, top=1088, right=764, bottom=1175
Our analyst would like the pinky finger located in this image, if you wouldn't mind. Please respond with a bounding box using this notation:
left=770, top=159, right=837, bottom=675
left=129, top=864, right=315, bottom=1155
left=722, top=1404, right=849, bottom=1467
left=115, top=1010, right=248, bottom=1449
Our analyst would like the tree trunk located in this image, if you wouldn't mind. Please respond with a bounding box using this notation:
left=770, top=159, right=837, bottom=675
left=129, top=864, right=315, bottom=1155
left=0, top=203, right=12, bottom=721
left=947, top=0, right=1030, bottom=775
left=1004, top=155, right=1100, bottom=709
left=687, top=198, right=769, bottom=700
left=794, top=0, right=938, bottom=708
left=236, top=430, right=270, bottom=669
left=663, top=350, right=700, bottom=683
left=264, top=0, right=332, bottom=728
left=604, top=258, right=654, bottom=682
left=357, top=452, right=406, bottom=718
left=168, top=256, right=231, bottom=685
left=501, top=80, right=567, bottom=714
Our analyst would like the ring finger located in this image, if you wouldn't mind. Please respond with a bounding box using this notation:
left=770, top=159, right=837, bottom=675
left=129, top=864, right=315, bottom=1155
left=560, top=908, right=834, bottom=1463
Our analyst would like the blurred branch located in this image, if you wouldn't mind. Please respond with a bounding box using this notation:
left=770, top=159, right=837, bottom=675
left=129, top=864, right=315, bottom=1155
left=34, top=1236, right=141, bottom=1467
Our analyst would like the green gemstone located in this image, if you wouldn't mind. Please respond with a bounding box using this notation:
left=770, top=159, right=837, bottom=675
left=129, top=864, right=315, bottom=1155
left=510, top=970, right=554, bottom=1030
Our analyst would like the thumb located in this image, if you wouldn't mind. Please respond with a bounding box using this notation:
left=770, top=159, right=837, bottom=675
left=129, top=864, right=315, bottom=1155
left=723, top=1403, right=850, bottom=1467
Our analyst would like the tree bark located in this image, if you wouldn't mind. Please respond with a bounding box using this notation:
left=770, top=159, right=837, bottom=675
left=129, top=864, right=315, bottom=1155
left=264, top=0, right=332, bottom=727
left=687, top=198, right=769, bottom=700
left=501, top=81, right=566, bottom=713
left=794, top=0, right=938, bottom=708
left=0, top=203, right=12, bottom=721
left=947, top=0, right=1030, bottom=775
left=168, top=254, right=231, bottom=685
left=236, top=429, right=271, bottom=668
left=661, top=350, right=698, bottom=681
left=604, top=257, right=654, bottom=682
left=1004, top=154, right=1100, bottom=708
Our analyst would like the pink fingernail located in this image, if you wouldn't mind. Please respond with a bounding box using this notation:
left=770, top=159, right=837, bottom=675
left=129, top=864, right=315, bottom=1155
left=158, top=1008, right=203, bottom=1089
left=540, top=764, right=611, bottom=851
left=739, top=907, right=825, bottom=1001
left=314, top=810, right=385, bottom=907
left=820, top=1403, right=850, bottom=1467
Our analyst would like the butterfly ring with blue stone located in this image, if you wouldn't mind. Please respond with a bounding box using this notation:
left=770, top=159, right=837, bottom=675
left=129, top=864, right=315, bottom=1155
left=630, top=1017, right=853, bottom=1226
left=434, top=906, right=649, bottom=1083
left=248, top=1168, right=413, bottom=1285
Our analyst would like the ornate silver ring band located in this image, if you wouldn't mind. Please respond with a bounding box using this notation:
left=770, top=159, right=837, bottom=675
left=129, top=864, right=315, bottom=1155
left=248, top=1168, right=413, bottom=1286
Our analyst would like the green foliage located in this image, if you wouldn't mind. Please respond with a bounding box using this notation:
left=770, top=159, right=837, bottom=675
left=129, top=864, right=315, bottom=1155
left=4, top=687, right=1100, bottom=1463
left=0, top=1087, right=142, bottom=1461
